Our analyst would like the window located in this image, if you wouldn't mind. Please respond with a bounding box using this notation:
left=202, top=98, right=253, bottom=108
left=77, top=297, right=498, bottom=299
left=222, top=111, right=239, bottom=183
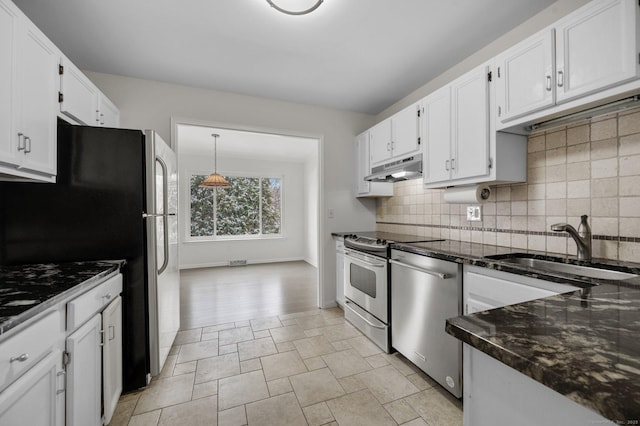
left=189, top=174, right=282, bottom=239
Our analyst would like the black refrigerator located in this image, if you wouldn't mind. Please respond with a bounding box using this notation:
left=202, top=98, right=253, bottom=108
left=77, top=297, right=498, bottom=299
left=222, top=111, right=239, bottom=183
left=0, top=119, right=180, bottom=391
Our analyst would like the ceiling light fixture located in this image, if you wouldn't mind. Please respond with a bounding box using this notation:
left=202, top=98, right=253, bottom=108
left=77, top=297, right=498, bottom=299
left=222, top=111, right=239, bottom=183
left=266, top=0, right=323, bottom=15
left=199, top=134, right=231, bottom=189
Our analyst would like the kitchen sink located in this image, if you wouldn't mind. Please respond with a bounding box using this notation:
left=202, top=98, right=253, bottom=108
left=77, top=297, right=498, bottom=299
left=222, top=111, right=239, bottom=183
left=485, top=254, right=638, bottom=281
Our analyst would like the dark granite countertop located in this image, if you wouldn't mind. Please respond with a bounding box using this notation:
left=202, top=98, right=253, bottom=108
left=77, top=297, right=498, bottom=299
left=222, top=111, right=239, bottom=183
left=0, top=261, right=122, bottom=336
left=392, top=239, right=640, bottom=423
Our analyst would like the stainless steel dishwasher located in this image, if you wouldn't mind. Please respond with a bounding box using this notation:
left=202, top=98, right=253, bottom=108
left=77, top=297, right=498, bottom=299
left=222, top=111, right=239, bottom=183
left=390, top=249, right=462, bottom=398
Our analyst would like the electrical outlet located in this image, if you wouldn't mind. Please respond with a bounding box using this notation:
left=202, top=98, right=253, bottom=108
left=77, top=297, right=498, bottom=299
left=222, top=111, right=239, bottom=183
left=467, top=206, right=482, bottom=221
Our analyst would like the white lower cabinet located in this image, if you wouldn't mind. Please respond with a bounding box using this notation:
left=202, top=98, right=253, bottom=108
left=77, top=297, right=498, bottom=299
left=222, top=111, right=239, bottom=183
left=66, top=276, right=123, bottom=426
left=66, top=314, right=102, bottom=426
left=102, top=297, right=123, bottom=425
left=0, top=349, right=65, bottom=426
left=0, top=273, right=122, bottom=426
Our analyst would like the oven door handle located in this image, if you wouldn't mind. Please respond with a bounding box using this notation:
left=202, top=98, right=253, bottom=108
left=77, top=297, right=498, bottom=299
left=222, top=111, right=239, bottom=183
left=389, top=259, right=450, bottom=280
left=345, top=239, right=387, bottom=252
left=345, top=301, right=386, bottom=329
left=344, top=250, right=386, bottom=268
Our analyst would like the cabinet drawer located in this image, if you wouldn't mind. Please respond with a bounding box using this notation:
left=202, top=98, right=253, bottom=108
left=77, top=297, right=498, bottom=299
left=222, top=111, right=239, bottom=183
left=0, top=309, right=61, bottom=391
left=67, top=274, right=122, bottom=331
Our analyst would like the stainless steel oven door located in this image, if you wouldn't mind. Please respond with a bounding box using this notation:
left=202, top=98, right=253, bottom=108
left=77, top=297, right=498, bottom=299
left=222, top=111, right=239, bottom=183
left=343, top=248, right=388, bottom=323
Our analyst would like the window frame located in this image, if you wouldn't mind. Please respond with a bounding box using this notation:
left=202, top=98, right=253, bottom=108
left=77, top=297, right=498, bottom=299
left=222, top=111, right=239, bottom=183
left=186, top=171, right=284, bottom=242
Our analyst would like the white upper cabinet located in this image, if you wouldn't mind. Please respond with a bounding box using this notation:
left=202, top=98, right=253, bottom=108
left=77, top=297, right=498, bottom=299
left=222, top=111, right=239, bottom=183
left=424, top=64, right=492, bottom=187
left=451, top=64, right=490, bottom=181
left=59, top=57, right=99, bottom=126
left=423, top=85, right=451, bottom=186
left=355, top=131, right=393, bottom=198
left=555, top=0, right=639, bottom=102
left=496, top=0, right=640, bottom=130
left=369, top=119, right=392, bottom=165
left=370, top=103, right=421, bottom=166
left=495, top=29, right=555, bottom=123
left=0, top=0, right=19, bottom=169
left=15, top=13, right=58, bottom=179
left=60, top=57, right=120, bottom=128
left=424, top=62, right=527, bottom=189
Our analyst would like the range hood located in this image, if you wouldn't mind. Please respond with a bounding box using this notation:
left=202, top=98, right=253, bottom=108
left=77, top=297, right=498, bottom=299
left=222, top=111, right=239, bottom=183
left=365, top=154, right=422, bottom=183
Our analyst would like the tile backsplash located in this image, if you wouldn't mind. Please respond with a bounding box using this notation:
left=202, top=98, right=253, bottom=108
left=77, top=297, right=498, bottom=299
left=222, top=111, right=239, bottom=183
left=376, top=108, right=640, bottom=263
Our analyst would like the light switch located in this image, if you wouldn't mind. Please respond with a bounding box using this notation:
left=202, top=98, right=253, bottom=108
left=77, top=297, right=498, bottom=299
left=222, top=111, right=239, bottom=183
left=467, top=206, right=482, bottom=221
left=328, top=208, right=335, bottom=219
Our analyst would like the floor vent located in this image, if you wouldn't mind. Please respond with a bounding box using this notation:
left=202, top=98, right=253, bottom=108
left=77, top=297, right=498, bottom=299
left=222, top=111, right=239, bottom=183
left=229, top=260, right=247, bottom=267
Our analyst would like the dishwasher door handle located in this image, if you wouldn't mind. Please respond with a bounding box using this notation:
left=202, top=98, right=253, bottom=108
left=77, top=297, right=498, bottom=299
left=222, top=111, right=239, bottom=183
left=389, top=259, right=450, bottom=280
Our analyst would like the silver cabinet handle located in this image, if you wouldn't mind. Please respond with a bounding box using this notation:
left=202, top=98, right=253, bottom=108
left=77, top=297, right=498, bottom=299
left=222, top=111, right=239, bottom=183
left=24, top=136, right=31, bottom=154
left=498, top=106, right=501, bottom=117
left=557, top=70, right=564, bottom=87
left=445, top=160, right=450, bottom=171
left=17, top=133, right=25, bottom=151
left=103, top=292, right=112, bottom=300
left=546, top=74, right=552, bottom=91
left=386, top=142, right=390, bottom=152
left=96, top=110, right=100, bottom=123
left=451, top=158, right=456, bottom=170
left=345, top=301, right=386, bottom=329
left=100, top=113, right=104, bottom=125
left=389, top=259, right=450, bottom=280
left=10, top=353, right=29, bottom=363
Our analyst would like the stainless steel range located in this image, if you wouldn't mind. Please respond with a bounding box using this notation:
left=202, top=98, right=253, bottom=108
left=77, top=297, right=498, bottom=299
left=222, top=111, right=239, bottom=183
left=342, top=233, right=443, bottom=353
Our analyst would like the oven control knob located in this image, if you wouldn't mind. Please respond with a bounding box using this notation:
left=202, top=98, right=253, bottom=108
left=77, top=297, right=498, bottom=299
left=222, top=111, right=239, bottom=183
left=376, top=239, right=382, bottom=244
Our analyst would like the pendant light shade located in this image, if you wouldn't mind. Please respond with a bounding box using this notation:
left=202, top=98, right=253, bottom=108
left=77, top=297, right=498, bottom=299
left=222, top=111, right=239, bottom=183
left=200, top=134, right=231, bottom=189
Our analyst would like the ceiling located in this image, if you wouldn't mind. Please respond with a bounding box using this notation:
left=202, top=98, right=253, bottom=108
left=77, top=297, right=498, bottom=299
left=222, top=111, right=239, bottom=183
left=177, top=124, right=318, bottom=163
left=13, top=0, right=556, bottom=115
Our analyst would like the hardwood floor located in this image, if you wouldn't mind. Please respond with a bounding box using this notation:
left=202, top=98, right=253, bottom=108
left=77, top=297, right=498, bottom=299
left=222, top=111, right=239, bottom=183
left=179, top=261, right=318, bottom=329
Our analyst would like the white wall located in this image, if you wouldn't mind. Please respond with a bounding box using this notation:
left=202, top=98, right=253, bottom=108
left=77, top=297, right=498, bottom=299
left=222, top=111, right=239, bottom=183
left=376, top=0, right=590, bottom=121
left=180, top=155, right=306, bottom=268
left=85, top=71, right=378, bottom=308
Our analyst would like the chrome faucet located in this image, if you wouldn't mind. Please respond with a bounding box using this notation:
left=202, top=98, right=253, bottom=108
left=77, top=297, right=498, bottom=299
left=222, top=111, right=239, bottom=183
left=551, top=215, right=592, bottom=261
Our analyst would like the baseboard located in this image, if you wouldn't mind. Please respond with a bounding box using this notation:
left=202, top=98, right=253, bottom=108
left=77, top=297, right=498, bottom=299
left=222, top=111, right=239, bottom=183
left=179, top=257, right=306, bottom=270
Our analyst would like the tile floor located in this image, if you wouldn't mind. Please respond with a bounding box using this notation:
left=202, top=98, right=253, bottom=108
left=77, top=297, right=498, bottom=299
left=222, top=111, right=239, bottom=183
left=110, top=307, right=463, bottom=426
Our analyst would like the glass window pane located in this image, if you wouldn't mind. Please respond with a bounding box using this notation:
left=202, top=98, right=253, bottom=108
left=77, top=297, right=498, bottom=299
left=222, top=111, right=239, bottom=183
left=190, top=175, right=215, bottom=237
left=261, top=178, right=281, bottom=234
left=216, top=176, right=260, bottom=236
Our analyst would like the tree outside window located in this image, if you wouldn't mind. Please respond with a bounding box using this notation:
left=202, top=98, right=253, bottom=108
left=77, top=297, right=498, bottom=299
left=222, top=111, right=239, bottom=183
left=190, top=174, right=282, bottom=238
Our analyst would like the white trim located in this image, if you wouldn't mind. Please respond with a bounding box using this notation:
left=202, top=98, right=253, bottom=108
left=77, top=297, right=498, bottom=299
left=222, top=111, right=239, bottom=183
left=179, top=256, right=308, bottom=270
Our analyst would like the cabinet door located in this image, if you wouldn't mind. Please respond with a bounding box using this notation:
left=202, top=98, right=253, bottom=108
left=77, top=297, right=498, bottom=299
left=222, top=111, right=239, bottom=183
left=98, top=94, right=120, bottom=128
left=66, top=314, right=101, bottom=426
left=495, top=29, right=555, bottom=124
left=0, top=350, right=65, bottom=426
left=391, top=104, right=420, bottom=159
left=0, top=0, right=20, bottom=168
left=102, top=296, right=122, bottom=426
left=17, top=19, right=57, bottom=176
left=355, top=132, right=371, bottom=195
left=423, top=85, right=451, bottom=185
left=451, top=64, right=490, bottom=181
left=555, top=0, right=639, bottom=103
left=369, top=119, right=392, bottom=166
left=59, top=58, right=99, bottom=126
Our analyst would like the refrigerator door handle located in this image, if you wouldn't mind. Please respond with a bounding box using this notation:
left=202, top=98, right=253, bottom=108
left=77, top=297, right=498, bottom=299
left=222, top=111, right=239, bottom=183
left=156, top=156, right=170, bottom=275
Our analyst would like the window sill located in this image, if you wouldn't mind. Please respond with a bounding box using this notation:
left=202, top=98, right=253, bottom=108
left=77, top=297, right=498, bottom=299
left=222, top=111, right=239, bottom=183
left=184, top=234, right=285, bottom=243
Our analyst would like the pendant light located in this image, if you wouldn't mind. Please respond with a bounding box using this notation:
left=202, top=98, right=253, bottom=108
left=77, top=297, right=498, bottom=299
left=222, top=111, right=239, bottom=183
left=266, top=0, right=323, bottom=15
left=199, top=134, right=231, bottom=189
